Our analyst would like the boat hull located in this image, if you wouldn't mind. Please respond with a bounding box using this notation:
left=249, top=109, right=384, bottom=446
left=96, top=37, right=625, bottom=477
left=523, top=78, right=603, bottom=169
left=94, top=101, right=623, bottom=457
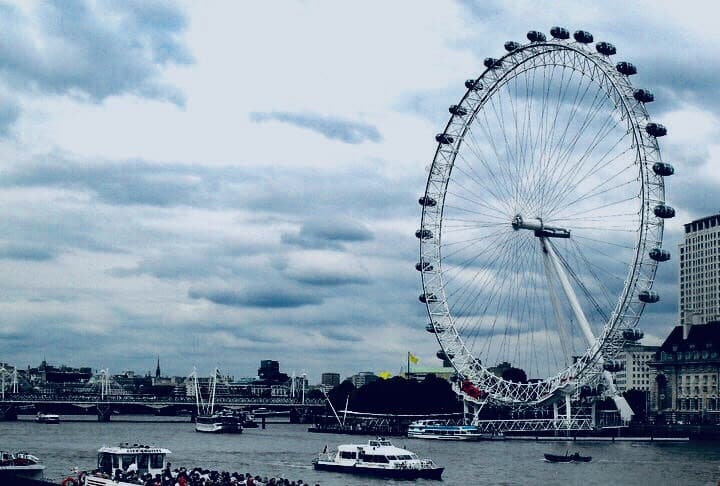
left=314, top=461, right=443, bottom=480
left=408, top=432, right=489, bottom=441
left=0, top=465, right=46, bottom=480
left=195, top=423, right=242, bottom=433
left=544, top=453, right=591, bottom=463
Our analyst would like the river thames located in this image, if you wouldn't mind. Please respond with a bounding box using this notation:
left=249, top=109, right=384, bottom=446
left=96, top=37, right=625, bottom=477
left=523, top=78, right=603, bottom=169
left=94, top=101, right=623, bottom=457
left=2, top=416, right=719, bottom=485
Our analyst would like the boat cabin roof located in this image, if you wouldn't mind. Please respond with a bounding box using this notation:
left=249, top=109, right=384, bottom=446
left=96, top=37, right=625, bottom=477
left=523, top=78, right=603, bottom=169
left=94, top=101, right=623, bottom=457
left=97, top=443, right=171, bottom=455
left=337, top=438, right=409, bottom=454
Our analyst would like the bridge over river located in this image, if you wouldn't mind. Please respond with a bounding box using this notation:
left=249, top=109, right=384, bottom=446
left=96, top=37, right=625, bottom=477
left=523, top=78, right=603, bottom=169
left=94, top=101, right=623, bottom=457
left=0, top=393, right=325, bottom=421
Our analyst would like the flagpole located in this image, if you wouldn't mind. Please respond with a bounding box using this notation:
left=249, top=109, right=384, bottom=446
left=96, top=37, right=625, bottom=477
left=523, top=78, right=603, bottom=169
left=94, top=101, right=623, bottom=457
left=407, top=352, right=411, bottom=380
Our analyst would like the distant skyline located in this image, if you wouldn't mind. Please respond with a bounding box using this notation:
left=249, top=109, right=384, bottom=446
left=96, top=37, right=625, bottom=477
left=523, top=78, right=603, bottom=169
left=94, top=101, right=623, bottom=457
left=1, top=1, right=719, bottom=382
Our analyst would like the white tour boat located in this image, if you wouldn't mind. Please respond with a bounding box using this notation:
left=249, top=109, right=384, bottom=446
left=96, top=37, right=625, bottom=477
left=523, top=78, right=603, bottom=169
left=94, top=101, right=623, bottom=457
left=79, top=443, right=171, bottom=486
left=36, top=412, right=60, bottom=424
left=0, top=450, right=46, bottom=480
left=313, top=438, right=444, bottom=480
left=195, top=409, right=243, bottom=433
left=407, top=419, right=490, bottom=441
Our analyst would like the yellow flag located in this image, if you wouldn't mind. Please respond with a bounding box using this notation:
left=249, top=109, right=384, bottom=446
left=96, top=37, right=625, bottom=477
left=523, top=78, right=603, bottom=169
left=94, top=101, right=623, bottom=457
left=378, top=371, right=392, bottom=379
left=408, top=352, right=419, bottom=364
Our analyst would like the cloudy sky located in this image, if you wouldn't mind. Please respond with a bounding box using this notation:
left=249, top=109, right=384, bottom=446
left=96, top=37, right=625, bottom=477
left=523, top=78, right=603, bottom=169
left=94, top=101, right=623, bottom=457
left=0, top=0, right=718, bottom=383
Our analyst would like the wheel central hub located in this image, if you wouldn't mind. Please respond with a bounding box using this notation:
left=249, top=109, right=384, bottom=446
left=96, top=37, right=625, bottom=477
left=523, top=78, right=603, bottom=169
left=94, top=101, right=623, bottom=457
left=512, top=215, right=570, bottom=238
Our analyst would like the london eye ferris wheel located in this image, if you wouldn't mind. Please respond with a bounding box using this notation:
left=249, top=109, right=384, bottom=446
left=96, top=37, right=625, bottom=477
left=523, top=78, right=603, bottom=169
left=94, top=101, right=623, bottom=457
left=416, top=27, right=675, bottom=417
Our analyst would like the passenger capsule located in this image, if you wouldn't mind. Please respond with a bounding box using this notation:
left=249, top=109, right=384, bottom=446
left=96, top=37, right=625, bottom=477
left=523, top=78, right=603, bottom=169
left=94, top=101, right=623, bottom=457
left=415, top=229, right=433, bottom=240
left=653, top=204, right=675, bottom=219
left=425, top=323, right=444, bottom=333
left=415, top=261, right=434, bottom=272
left=646, top=123, right=667, bottom=138
left=418, top=195, right=437, bottom=207
left=527, top=30, right=546, bottom=42
left=603, top=361, right=624, bottom=373
left=649, top=248, right=671, bottom=262
left=449, top=105, right=468, bottom=116
left=435, top=133, right=454, bottom=144
left=639, top=290, right=660, bottom=303
left=595, top=41, right=616, bottom=56
left=622, top=329, right=645, bottom=341
left=573, top=30, right=594, bottom=43
left=616, top=61, right=637, bottom=76
left=465, top=79, right=482, bottom=91
left=633, top=89, right=655, bottom=103
left=484, top=57, right=502, bottom=69
left=652, top=162, right=675, bottom=176
left=550, top=26, right=570, bottom=39
left=436, top=350, right=454, bottom=360
left=504, top=41, right=521, bottom=52
left=419, top=293, right=438, bottom=304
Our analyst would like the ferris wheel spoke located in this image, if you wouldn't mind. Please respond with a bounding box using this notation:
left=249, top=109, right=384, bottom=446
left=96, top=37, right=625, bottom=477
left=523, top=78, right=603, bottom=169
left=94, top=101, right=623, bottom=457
left=444, top=203, right=508, bottom=221
left=469, top=107, right=521, bottom=206
left=543, top=109, right=627, bottom=212
left=460, top=131, right=517, bottom=212
left=450, top=155, right=516, bottom=216
left=538, top=86, right=618, bottom=212
left=547, top=150, right=635, bottom=216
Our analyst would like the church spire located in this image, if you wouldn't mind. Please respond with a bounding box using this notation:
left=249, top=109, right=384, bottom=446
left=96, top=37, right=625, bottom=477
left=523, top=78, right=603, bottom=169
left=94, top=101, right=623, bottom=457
left=155, top=356, right=161, bottom=378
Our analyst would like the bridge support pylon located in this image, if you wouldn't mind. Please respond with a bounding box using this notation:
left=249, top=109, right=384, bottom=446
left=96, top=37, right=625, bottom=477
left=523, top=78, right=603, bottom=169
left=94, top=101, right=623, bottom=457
left=97, top=404, right=113, bottom=422
left=0, top=404, right=18, bottom=421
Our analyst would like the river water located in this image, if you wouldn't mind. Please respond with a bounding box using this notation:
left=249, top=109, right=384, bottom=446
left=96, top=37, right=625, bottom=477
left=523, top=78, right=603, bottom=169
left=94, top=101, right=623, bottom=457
left=2, top=416, right=719, bottom=485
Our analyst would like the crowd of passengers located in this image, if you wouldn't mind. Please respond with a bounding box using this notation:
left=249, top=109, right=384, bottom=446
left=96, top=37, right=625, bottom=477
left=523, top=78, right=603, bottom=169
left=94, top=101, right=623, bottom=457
left=91, top=463, right=319, bottom=486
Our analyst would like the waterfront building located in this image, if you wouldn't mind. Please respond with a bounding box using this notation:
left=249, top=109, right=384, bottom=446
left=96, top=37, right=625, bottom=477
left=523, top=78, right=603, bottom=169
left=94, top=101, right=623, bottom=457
left=614, top=344, right=660, bottom=393
left=258, top=360, right=289, bottom=383
left=679, top=213, right=720, bottom=327
left=350, top=371, right=379, bottom=388
left=321, top=372, right=340, bottom=388
left=652, top=319, right=720, bottom=421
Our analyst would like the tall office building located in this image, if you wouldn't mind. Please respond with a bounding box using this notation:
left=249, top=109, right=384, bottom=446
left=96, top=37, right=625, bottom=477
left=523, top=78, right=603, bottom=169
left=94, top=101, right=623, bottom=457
left=321, top=372, right=340, bottom=388
left=679, top=214, right=720, bottom=326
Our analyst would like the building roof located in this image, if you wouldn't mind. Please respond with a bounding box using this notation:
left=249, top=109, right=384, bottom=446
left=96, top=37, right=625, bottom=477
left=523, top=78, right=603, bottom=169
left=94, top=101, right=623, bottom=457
left=684, top=213, right=720, bottom=233
left=659, top=321, right=720, bottom=352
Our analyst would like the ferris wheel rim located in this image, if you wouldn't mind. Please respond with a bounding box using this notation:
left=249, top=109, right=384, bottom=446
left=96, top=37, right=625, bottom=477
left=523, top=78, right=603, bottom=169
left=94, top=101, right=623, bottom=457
left=418, top=33, right=669, bottom=405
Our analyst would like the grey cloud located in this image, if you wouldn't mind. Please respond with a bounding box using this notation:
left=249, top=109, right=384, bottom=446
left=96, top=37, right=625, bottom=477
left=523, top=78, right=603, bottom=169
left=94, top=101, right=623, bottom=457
left=3, top=160, right=208, bottom=207
left=0, top=97, right=20, bottom=138
left=188, top=286, right=323, bottom=308
left=250, top=111, right=382, bottom=144
left=0, top=244, right=56, bottom=261
left=0, top=0, right=192, bottom=105
left=321, top=329, right=363, bottom=343
left=281, top=220, right=374, bottom=249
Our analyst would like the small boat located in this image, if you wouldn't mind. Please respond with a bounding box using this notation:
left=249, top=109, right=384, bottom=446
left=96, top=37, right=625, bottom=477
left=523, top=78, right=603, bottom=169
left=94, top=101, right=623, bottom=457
left=195, top=409, right=243, bottom=434
left=407, top=419, right=490, bottom=441
left=241, top=412, right=259, bottom=428
left=313, top=438, right=444, bottom=480
left=35, top=413, right=60, bottom=424
left=76, top=443, right=172, bottom=486
left=544, top=452, right=592, bottom=463
left=0, top=450, right=46, bottom=480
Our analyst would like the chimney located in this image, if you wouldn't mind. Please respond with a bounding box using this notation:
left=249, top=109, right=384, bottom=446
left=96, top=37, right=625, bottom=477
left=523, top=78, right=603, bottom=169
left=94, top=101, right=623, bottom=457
left=684, top=312, right=703, bottom=340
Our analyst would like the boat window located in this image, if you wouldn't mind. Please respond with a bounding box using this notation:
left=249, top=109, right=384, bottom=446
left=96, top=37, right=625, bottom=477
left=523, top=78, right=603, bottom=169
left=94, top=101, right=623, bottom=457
left=398, top=455, right=412, bottom=460
left=364, top=455, right=389, bottom=463
left=387, top=455, right=397, bottom=460
left=340, top=451, right=356, bottom=459
left=112, top=455, right=119, bottom=469
left=150, top=454, right=164, bottom=469
left=137, top=454, right=148, bottom=470
left=98, top=453, right=112, bottom=473
left=121, top=455, right=135, bottom=470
